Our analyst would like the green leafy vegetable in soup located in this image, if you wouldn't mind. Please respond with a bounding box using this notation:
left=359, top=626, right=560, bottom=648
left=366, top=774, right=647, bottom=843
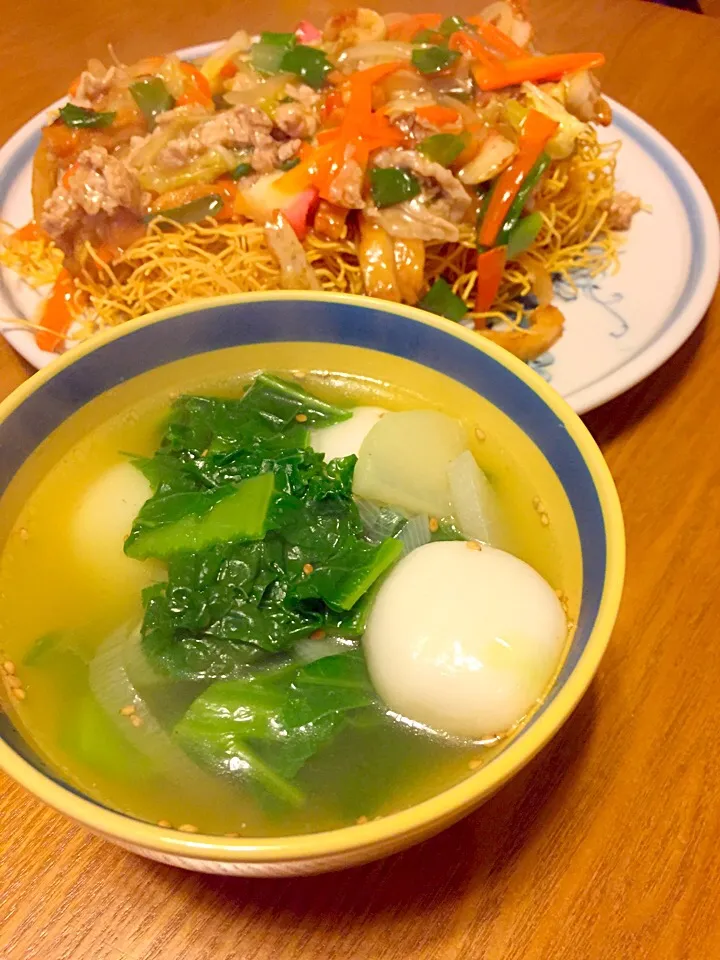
left=0, top=370, right=569, bottom=835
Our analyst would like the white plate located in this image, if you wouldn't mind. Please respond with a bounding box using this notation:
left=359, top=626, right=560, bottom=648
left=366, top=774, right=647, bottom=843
left=1, top=42, right=718, bottom=413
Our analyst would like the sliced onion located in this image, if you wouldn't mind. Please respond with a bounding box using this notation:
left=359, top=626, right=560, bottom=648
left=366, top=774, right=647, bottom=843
left=339, top=40, right=414, bottom=66
left=436, top=94, right=484, bottom=127
left=89, top=627, right=226, bottom=796
left=355, top=497, right=408, bottom=541
left=529, top=261, right=554, bottom=307
left=200, top=30, right=252, bottom=92
left=458, top=132, right=517, bottom=185
left=265, top=212, right=320, bottom=290
left=225, top=73, right=293, bottom=108
left=447, top=450, right=498, bottom=545
left=396, top=514, right=432, bottom=557
left=294, top=636, right=356, bottom=663
left=358, top=219, right=401, bottom=302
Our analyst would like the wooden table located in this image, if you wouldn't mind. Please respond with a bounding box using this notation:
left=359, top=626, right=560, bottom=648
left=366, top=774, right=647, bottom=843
left=1, top=1, right=719, bottom=957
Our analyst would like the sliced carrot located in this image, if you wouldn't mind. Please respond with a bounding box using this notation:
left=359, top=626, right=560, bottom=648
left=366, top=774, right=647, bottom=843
left=151, top=180, right=237, bottom=220
left=387, top=13, right=442, bottom=42
left=37, top=268, right=75, bottom=353
left=320, top=87, right=345, bottom=124
left=12, top=221, right=46, bottom=242
left=416, top=105, right=461, bottom=127
left=177, top=62, right=214, bottom=107
left=477, top=110, right=558, bottom=248
left=448, top=31, right=500, bottom=67
left=472, top=52, right=606, bottom=91
left=466, top=16, right=527, bottom=58
left=219, top=60, right=238, bottom=80
left=475, top=246, right=507, bottom=316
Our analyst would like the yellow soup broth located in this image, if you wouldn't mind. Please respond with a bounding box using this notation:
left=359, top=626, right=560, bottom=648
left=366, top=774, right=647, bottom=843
left=0, top=343, right=581, bottom=836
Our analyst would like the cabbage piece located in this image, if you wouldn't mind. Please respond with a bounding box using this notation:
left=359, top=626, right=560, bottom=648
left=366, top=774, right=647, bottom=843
left=447, top=450, right=498, bottom=545
left=522, top=81, right=588, bottom=160
left=353, top=410, right=467, bottom=517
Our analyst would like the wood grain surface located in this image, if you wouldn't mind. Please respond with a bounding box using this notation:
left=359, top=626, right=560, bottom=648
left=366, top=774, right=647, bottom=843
left=1, top=2, right=719, bottom=957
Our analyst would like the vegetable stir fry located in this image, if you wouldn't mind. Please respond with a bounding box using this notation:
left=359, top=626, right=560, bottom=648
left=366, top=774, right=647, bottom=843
left=0, top=4, right=641, bottom=361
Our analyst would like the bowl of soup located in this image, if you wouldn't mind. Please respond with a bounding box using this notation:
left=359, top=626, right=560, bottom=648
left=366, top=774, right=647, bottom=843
left=0, top=293, right=624, bottom=876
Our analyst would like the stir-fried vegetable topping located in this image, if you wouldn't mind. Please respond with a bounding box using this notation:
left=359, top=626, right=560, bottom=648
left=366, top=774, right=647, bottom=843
left=130, top=78, right=175, bottom=129
left=418, top=133, right=468, bottom=167
left=419, top=277, right=467, bottom=322
left=5, top=7, right=634, bottom=366
left=411, top=45, right=461, bottom=75
left=370, top=167, right=422, bottom=208
left=58, top=103, right=116, bottom=128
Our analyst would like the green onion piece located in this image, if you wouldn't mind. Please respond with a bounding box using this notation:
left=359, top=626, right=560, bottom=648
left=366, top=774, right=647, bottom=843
left=129, top=77, right=175, bottom=130
left=278, top=156, right=301, bottom=171
left=418, top=278, right=468, bottom=322
left=495, top=152, right=551, bottom=246
left=411, top=46, right=461, bottom=75
left=230, top=161, right=253, bottom=180
left=144, top=194, right=224, bottom=226
left=438, top=15, right=466, bottom=36
left=507, top=211, right=544, bottom=258
left=58, top=103, right=116, bottom=129
left=251, top=32, right=297, bottom=75
left=280, top=45, right=332, bottom=89
left=418, top=132, right=468, bottom=167
left=370, top=167, right=422, bottom=209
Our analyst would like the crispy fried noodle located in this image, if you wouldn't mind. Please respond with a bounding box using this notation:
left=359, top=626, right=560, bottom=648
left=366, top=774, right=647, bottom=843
left=0, top=5, right=639, bottom=362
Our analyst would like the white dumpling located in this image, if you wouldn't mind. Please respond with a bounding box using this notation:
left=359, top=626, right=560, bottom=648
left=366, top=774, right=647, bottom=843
left=72, top=462, right=161, bottom=589
left=363, top=541, right=566, bottom=739
left=310, top=406, right=387, bottom=461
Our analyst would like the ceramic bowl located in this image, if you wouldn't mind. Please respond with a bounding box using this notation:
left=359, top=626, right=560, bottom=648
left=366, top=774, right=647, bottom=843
left=0, top=293, right=624, bottom=876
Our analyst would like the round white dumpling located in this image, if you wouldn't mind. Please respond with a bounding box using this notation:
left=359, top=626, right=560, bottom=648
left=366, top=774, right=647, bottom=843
left=311, top=406, right=387, bottom=461
left=363, top=541, right=567, bottom=739
left=72, top=462, right=160, bottom=589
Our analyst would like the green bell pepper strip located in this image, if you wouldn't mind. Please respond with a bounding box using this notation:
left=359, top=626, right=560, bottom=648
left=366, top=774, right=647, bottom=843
left=495, top=152, right=551, bottom=247
left=58, top=103, right=116, bottom=129
left=370, top=167, right=422, bottom=209
left=413, top=28, right=443, bottom=44
left=438, top=15, right=466, bottom=36
left=130, top=78, right=175, bottom=130
left=280, top=45, right=333, bottom=89
left=143, top=194, right=224, bottom=226
left=411, top=46, right=461, bottom=75
left=418, top=277, right=467, bottom=322
left=418, top=132, right=468, bottom=167
left=507, top=211, right=544, bottom=258
left=229, top=161, right=253, bottom=180
left=251, top=32, right=297, bottom=75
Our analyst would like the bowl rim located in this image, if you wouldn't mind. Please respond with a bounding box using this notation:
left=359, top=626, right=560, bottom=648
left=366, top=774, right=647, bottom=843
left=0, top=291, right=625, bottom=863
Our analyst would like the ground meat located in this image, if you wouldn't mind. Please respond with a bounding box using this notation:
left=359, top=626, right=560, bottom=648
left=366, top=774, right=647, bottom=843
left=277, top=139, right=302, bottom=163
left=41, top=145, right=142, bottom=251
left=197, top=104, right=273, bottom=150
left=274, top=102, right=318, bottom=139
left=390, top=111, right=462, bottom=142
left=285, top=83, right=321, bottom=109
left=70, top=66, right=118, bottom=109
left=151, top=105, right=300, bottom=173
left=604, top=192, right=642, bottom=231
